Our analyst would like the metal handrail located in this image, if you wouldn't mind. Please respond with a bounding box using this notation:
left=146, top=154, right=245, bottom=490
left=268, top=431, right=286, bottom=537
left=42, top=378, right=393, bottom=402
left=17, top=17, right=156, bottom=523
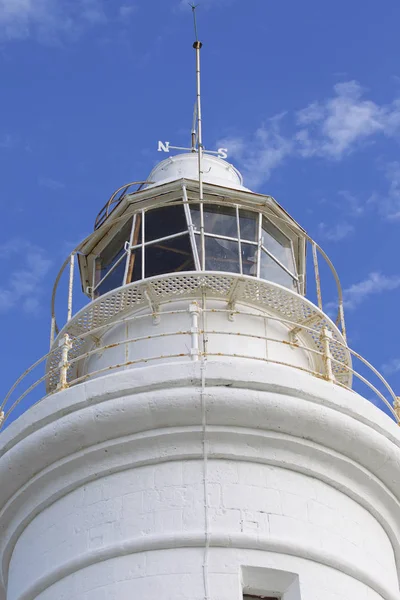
left=1, top=309, right=398, bottom=431
left=94, top=181, right=153, bottom=230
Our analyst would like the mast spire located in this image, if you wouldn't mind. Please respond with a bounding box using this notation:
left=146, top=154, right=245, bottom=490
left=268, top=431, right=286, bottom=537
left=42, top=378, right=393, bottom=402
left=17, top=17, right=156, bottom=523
left=190, top=3, right=205, bottom=269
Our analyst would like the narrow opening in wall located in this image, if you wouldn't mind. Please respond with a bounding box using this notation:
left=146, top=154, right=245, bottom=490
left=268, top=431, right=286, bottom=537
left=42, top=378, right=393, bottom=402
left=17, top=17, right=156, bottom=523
left=243, top=595, right=280, bottom=600
left=242, top=566, right=301, bottom=600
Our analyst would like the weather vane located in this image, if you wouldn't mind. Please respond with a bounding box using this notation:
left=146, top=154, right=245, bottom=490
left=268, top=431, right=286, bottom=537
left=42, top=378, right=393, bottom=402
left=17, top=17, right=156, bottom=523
left=157, top=3, right=228, bottom=160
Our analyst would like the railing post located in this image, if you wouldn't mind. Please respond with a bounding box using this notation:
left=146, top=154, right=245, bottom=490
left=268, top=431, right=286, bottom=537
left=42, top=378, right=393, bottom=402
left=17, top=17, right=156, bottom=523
left=189, top=301, right=200, bottom=361
left=0, top=411, right=4, bottom=428
left=394, top=397, right=400, bottom=425
left=57, top=333, right=72, bottom=391
left=320, top=326, right=334, bottom=381
left=67, top=253, right=75, bottom=322
left=312, top=242, right=323, bottom=311
left=49, top=315, right=56, bottom=350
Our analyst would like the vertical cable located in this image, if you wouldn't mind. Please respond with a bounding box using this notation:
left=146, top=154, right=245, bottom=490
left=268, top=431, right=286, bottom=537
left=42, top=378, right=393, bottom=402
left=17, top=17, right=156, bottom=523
left=200, top=289, right=210, bottom=600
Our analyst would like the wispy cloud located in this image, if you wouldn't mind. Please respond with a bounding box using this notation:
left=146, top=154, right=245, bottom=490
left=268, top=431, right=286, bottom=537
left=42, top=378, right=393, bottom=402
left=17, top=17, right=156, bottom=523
left=381, top=358, right=400, bottom=376
left=373, top=161, right=400, bottom=220
left=219, top=115, right=293, bottom=188
left=0, top=0, right=110, bottom=42
left=295, top=81, right=388, bottom=159
left=337, top=190, right=365, bottom=217
left=0, top=133, right=19, bottom=149
left=38, top=177, right=65, bottom=190
left=220, top=80, right=400, bottom=189
left=118, top=4, right=136, bottom=20
left=0, top=239, right=52, bottom=314
left=341, top=272, right=400, bottom=310
left=317, top=221, right=354, bottom=242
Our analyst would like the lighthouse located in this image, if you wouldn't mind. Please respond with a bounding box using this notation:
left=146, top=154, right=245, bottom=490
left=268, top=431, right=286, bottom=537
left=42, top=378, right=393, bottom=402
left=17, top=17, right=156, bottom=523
left=1, top=30, right=400, bottom=600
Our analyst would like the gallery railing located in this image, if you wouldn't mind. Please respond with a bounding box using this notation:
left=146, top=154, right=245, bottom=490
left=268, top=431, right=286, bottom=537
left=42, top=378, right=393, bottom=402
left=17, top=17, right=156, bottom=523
left=1, top=301, right=398, bottom=431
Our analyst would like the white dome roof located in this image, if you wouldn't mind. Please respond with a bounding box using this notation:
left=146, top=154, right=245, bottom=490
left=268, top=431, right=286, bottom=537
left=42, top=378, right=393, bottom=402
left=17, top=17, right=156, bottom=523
left=145, top=153, right=248, bottom=191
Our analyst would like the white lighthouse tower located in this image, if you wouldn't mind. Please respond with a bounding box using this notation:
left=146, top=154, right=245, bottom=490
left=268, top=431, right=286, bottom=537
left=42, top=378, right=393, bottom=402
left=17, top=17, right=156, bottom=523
left=1, top=29, right=400, bottom=600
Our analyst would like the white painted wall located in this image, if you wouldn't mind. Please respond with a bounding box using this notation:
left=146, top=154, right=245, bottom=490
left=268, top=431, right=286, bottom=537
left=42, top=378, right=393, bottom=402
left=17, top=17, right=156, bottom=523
left=1, top=360, right=400, bottom=600
left=82, top=299, right=317, bottom=380
left=145, top=153, right=247, bottom=191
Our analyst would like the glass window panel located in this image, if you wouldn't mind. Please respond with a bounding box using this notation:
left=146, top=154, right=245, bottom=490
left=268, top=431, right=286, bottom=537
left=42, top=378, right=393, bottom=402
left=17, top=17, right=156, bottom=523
left=146, top=204, right=187, bottom=241
left=96, top=254, right=127, bottom=296
left=130, top=213, right=142, bottom=247
left=262, top=217, right=296, bottom=274
left=260, top=249, right=297, bottom=290
left=190, top=205, right=200, bottom=231
left=198, top=236, right=240, bottom=273
left=190, top=204, right=238, bottom=238
left=241, top=242, right=258, bottom=276
left=99, top=219, right=132, bottom=277
left=239, top=209, right=258, bottom=242
left=126, top=248, right=142, bottom=284
left=95, top=219, right=132, bottom=295
left=145, top=234, right=194, bottom=278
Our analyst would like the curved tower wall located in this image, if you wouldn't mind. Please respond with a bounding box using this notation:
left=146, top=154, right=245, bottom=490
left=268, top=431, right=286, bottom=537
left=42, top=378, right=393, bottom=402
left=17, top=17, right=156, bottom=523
left=1, top=359, right=400, bottom=600
left=1, top=154, right=399, bottom=600
left=81, top=298, right=317, bottom=379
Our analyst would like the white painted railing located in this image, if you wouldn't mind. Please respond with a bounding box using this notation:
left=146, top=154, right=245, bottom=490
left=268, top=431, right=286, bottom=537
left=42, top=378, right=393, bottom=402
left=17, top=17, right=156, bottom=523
left=1, top=305, right=398, bottom=431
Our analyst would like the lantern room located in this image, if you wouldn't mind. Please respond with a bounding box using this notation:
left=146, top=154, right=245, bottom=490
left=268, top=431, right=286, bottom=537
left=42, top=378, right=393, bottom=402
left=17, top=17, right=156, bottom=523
left=78, top=153, right=307, bottom=300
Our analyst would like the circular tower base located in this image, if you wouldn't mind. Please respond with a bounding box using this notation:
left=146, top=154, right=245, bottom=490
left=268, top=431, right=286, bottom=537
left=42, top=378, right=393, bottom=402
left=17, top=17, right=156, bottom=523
left=1, top=360, right=400, bottom=600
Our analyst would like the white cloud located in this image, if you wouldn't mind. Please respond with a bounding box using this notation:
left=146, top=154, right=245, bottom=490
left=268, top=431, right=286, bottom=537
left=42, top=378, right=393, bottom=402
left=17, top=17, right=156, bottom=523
left=296, top=81, right=387, bottom=159
left=375, top=161, right=400, bottom=220
left=0, top=0, right=108, bottom=42
left=381, top=358, right=400, bottom=376
left=0, top=133, right=19, bottom=149
left=341, top=272, right=400, bottom=310
left=220, top=80, right=400, bottom=189
left=317, top=221, right=354, bottom=241
left=0, top=239, right=52, bottom=314
left=38, top=177, right=65, bottom=190
left=337, top=190, right=365, bottom=217
left=219, top=116, right=292, bottom=188
left=118, top=4, right=136, bottom=19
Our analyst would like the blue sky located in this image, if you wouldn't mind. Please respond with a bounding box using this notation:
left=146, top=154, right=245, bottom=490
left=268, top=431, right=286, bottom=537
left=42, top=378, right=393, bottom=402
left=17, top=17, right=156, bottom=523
left=1, top=0, right=400, bottom=421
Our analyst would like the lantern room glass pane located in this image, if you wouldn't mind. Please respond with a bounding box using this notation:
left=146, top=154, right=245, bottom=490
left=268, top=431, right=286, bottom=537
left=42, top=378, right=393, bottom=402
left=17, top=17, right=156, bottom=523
left=190, top=204, right=238, bottom=238
left=241, top=242, right=258, bottom=276
left=200, top=236, right=240, bottom=272
left=262, top=217, right=296, bottom=274
left=96, top=219, right=132, bottom=295
left=239, top=209, right=258, bottom=242
left=126, top=248, right=142, bottom=283
left=96, top=253, right=127, bottom=296
left=145, top=234, right=194, bottom=278
left=130, top=213, right=142, bottom=247
left=146, top=204, right=187, bottom=241
left=260, top=249, right=297, bottom=290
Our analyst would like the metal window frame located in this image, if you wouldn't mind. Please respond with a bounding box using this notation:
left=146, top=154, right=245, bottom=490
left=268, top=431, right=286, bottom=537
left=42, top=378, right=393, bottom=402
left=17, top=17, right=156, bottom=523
left=141, top=209, right=145, bottom=279
left=262, top=214, right=297, bottom=276
left=130, top=230, right=190, bottom=251
left=92, top=199, right=301, bottom=296
left=93, top=249, right=129, bottom=294
left=257, top=213, right=262, bottom=278
left=123, top=213, right=139, bottom=285
left=236, top=204, right=243, bottom=274
left=261, top=245, right=299, bottom=282
left=182, top=184, right=201, bottom=270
